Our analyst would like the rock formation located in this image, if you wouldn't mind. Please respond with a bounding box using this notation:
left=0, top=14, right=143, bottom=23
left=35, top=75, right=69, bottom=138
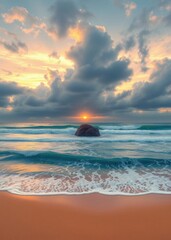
left=75, top=124, right=100, bottom=137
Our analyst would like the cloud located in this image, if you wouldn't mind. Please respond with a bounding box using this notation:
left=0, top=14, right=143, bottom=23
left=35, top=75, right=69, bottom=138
left=2, top=7, right=28, bottom=23
left=43, top=25, right=132, bottom=116
left=49, top=0, right=92, bottom=38
left=124, top=2, right=137, bottom=16
left=68, top=24, right=121, bottom=66
left=44, top=68, right=60, bottom=82
left=117, top=59, right=171, bottom=110
left=124, top=35, right=136, bottom=51
left=114, top=0, right=136, bottom=16
left=129, top=9, right=149, bottom=31
left=0, top=27, right=16, bottom=38
left=126, top=9, right=155, bottom=72
left=65, top=24, right=132, bottom=97
left=138, top=30, right=150, bottom=72
left=1, top=0, right=171, bottom=123
left=0, top=81, right=24, bottom=107
left=0, top=39, right=27, bottom=53
left=1, top=54, right=171, bottom=122
left=2, top=6, right=46, bottom=35
left=0, top=27, right=28, bottom=54
left=93, top=58, right=171, bottom=114
left=0, top=24, right=133, bottom=121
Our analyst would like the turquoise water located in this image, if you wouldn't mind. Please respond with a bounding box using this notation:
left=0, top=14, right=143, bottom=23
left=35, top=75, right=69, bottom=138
left=0, top=123, right=171, bottom=195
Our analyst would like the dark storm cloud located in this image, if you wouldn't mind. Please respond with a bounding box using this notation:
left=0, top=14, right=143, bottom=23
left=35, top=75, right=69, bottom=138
left=66, top=80, right=96, bottom=92
left=67, top=57, right=171, bottom=112
left=48, top=77, right=63, bottom=102
left=47, top=24, right=132, bottom=115
left=1, top=24, right=133, bottom=121
left=72, top=60, right=132, bottom=85
left=61, top=24, right=132, bottom=112
left=0, top=81, right=23, bottom=96
left=49, top=0, right=92, bottom=38
left=66, top=24, right=131, bottom=88
left=1, top=58, right=171, bottom=122
left=99, top=58, right=171, bottom=113
left=126, top=59, right=171, bottom=110
left=25, top=96, right=46, bottom=107
left=0, top=40, right=28, bottom=53
left=46, top=1, right=134, bottom=115
left=68, top=25, right=119, bottom=66
left=0, top=81, right=24, bottom=107
left=13, top=82, right=50, bottom=108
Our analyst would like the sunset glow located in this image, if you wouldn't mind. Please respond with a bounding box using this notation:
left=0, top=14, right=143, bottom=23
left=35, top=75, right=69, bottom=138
left=82, top=115, right=88, bottom=120
left=79, top=113, right=90, bottom=121
left=69, top=113, right=108, bottom=122
left=0, top=0, right=171, bottom=123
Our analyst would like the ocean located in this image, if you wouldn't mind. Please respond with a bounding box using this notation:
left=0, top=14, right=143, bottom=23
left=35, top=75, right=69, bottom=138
left=0, top=123, right=171, bottom=196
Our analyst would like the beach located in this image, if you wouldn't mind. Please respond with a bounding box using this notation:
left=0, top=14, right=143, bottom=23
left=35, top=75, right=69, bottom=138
left=0, top=192, right=171, bottom=240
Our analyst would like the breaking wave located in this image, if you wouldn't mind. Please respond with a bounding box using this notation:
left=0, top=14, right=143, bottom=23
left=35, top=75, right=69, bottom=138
left=0, top=151, right=171, bottom=196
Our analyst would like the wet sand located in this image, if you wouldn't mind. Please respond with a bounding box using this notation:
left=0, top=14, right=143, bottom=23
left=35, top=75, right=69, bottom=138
left=0, top=192, right=171, bottom=240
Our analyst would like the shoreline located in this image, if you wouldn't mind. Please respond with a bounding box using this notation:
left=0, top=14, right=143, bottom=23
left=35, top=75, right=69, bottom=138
left=2, top=189, right=171, bottom=197
left=0, top=192, right=171, bottom=240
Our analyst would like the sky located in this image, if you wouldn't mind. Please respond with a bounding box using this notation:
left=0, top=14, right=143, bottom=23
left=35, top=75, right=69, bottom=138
left=0, top=0, right=171, bottom=123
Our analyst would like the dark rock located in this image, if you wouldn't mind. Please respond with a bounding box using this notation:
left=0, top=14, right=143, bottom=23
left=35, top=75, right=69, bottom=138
left=75, top=124, right=100, bottom=137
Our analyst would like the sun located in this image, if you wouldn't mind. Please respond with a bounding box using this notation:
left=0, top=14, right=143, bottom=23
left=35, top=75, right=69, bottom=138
left=80, top=114, right=89, bottom=121
left=77, top=112, right=92, bottom=121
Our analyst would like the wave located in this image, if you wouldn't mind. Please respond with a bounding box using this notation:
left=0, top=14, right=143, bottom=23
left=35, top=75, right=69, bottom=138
left=0, top=150, right=170, bottom=196
left=0, top=123, right=171, bottom=196
left=100, top=124, right=171, bottom=131
left=138, top=125, right=171, bottom=130
left=1, top=128, right=171, bottom=135
left=0, top=124, right=171, bottom=135
left=0, top=125, right=78, bottom=129
left=0, top=127, right=76, bottom=135
left=100, top=129, right=171, bottom=135
left=0, top=135, right=171, bottom=143
left=99, top=125, right=139, bottom=130
left=0, top=129, right=171, bottom=136
left=0, top=150, right=171, bottom=166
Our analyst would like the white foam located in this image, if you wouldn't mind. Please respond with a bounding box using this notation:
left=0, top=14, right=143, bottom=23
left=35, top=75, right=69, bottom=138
left=0, top=163, right=170, bottom=196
